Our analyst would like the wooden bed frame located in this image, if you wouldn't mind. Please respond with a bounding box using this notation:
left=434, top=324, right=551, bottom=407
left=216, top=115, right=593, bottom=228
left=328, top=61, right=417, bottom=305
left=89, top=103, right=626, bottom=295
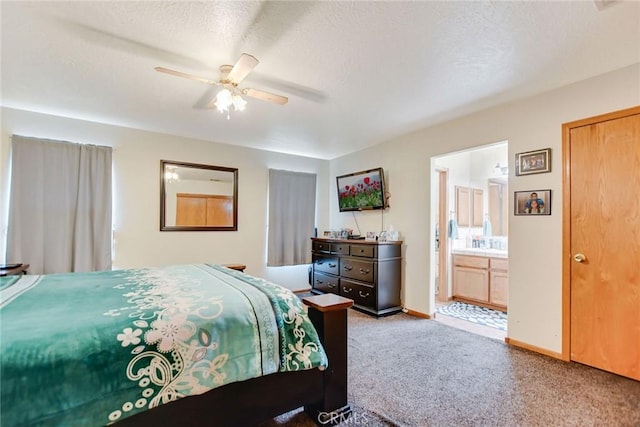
left=117, top=293, right=353, bottom=426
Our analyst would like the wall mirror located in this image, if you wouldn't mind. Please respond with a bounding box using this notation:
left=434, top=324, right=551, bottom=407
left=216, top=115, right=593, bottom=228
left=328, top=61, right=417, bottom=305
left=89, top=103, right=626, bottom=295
left=160, top=160, right=238, bottom=231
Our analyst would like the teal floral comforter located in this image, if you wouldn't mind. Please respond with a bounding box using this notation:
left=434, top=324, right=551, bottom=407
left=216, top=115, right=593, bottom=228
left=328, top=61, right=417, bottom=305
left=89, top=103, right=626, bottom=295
left=0, top=264, right=327, bottom=426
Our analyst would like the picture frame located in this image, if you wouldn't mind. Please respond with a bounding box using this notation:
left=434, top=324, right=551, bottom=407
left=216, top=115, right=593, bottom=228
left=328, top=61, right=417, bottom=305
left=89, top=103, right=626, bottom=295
left=514, top=189, right=551, bottom=216
left=378, top=230, right=388, bottom=242
left=515, top=148, right=551, bottom=176
left=365, top=231, right=378, bottom=241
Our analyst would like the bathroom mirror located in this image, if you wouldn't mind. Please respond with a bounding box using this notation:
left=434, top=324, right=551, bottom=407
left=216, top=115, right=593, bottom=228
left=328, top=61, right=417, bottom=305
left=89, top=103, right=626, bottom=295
left=488, top=178, right=508, bottom=236
left=160, top=160, right=238, bottom=231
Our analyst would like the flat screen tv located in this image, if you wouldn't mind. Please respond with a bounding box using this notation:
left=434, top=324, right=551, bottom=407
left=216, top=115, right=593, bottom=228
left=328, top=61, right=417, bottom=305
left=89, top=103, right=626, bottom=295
left=336, top=167, right=387, bottom=212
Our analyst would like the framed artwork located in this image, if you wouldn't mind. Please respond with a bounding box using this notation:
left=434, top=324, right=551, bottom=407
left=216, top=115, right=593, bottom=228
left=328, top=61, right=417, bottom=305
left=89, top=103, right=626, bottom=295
left=514, top=189, right=551, bottom=216
left=365, top=231, right=378, bottom=241
left=515, top=148, right=551, bottom=176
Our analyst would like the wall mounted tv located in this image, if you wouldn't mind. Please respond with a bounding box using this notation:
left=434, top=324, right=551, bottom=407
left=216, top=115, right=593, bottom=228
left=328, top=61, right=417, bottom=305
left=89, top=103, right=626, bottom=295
left=336, top=167, right=387, bottom=212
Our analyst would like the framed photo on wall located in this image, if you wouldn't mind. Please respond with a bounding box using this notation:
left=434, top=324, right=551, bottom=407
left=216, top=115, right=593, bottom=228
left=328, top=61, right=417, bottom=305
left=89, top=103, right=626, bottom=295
left=514, top=189, right=551, bottom=215
left=515, top=148, right=551, bottom=176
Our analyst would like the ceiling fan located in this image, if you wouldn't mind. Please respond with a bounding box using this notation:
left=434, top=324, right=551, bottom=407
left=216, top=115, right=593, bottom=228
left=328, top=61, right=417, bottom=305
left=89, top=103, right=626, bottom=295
left=155, top=53, right=288, bottom=119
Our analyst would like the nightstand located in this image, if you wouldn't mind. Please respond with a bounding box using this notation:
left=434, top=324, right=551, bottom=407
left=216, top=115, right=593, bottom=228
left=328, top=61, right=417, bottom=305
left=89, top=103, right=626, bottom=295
left=0, top=264, right=30, bottom=276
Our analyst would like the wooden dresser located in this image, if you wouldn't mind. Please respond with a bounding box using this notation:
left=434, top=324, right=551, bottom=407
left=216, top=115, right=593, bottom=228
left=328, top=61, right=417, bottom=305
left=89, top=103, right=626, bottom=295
left=310, top=238, right=402, bottom=316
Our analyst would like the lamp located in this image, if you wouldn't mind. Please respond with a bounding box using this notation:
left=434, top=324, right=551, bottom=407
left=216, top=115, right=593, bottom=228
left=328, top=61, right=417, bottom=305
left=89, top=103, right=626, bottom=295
left=214, top=85, right=247, bottom=120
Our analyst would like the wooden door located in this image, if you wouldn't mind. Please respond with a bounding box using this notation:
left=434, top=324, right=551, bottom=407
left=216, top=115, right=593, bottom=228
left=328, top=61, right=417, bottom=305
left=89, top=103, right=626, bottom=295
left=206, top=196, right=234, bottom=226
left=564, top=107, right=640, bottom=380
left=176, top=194, right=206, bottom=226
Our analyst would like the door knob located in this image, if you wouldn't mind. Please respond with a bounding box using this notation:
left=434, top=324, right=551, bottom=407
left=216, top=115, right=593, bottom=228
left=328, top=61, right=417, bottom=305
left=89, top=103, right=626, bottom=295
left=573, top=253, right=586, bottom=263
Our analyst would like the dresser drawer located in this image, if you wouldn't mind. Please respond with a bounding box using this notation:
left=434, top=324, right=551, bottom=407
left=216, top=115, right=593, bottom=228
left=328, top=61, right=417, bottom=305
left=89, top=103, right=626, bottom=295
left=313, top=254, right=339, bottom=275
left=340, top=280, right=375, bottom=308
left=350, top=244, right=374, bottom=258
left=312, top=272, right=339, bottom=294
left=331, top=243, right=350, bottom=256
left=313, top=241, right=331, bottom=253
left=453, top=254, right=489, bottom=269
left=340, top=258, right=374, bottom=283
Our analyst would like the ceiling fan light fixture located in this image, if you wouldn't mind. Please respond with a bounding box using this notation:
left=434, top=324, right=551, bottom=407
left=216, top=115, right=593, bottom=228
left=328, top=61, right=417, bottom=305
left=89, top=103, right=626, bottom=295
left=232, top=93, right=247, bottom=111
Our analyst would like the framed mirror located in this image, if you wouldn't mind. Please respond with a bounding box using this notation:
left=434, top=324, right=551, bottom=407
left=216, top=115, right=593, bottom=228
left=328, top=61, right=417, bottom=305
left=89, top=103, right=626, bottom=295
left=160, top=160, right=238, bottom=231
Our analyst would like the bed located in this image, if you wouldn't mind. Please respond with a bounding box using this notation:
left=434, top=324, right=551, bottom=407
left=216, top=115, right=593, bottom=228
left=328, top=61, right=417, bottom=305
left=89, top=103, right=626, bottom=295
left=0, top=264, right=352, bottom=426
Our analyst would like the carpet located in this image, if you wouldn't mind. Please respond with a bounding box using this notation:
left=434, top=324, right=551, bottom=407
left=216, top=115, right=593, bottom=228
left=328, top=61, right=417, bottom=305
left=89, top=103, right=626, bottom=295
left=261, top=310, right=640, bottom=426
left=436, top=301, right=508, bottom=330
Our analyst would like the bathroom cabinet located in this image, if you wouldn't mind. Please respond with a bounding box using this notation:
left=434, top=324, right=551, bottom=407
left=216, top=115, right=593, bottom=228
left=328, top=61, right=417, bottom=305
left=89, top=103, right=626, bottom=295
left=452, top=254, right=508, bottom=311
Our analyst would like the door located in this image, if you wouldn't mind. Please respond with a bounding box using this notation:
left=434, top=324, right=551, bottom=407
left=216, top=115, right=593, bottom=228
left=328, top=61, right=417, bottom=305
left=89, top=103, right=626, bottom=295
left=564, top=107, right=640, bottom=380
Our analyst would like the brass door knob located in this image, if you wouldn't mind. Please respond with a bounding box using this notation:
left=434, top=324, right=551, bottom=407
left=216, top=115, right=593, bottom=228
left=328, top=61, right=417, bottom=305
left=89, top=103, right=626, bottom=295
left=573, top=253, right=586, bottom=263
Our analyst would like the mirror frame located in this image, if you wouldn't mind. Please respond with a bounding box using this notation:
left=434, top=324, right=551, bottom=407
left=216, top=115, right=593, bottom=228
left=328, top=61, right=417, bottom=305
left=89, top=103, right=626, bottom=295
left=160, top=160, right=238, bottom=231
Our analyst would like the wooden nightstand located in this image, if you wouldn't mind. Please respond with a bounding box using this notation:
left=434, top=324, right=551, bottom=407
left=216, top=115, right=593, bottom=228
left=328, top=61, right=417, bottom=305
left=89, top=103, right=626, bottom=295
left=0, top=264, right=30, bottom=276
left=223, top=264, right=246, bottom=273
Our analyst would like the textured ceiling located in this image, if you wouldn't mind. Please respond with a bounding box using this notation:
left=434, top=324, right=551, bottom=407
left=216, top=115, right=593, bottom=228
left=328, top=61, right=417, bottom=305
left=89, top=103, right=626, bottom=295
left=1, top=1, right=638, bottom=159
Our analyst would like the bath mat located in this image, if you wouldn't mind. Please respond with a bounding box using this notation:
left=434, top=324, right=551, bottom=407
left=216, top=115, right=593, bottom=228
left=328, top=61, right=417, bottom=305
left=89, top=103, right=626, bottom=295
left=436, top=301, right=507, bottom=331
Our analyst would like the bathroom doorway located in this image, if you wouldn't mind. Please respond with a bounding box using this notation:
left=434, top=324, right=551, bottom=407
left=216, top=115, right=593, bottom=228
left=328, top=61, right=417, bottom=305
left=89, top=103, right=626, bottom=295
left=431, top=142, right=509, bottom=340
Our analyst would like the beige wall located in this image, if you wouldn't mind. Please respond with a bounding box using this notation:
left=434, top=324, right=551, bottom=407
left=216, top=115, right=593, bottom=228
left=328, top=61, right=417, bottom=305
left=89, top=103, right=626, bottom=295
left=330, top=63, right=640, bottom=354
left=2, top=64, right=638, bottom=355
left=0, top=108, right=330, bottom=291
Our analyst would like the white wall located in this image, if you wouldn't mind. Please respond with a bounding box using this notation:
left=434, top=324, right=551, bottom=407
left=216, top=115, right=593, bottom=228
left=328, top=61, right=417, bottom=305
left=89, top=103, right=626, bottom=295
left=330, top=64, right=640, bottom=354
left=0, top=107, right=330, bottom=291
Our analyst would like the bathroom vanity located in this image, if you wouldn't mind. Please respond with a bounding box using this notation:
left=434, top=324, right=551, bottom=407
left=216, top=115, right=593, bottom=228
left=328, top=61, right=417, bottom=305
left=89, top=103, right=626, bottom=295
left=452, top=248, right=508, bottom=311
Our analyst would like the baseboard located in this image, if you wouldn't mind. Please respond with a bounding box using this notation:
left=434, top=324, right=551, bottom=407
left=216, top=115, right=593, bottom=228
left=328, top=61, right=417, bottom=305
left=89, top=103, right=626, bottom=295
left=505, top=337, right=564, bottom=360
left=404, top=308, right=431, bottom=319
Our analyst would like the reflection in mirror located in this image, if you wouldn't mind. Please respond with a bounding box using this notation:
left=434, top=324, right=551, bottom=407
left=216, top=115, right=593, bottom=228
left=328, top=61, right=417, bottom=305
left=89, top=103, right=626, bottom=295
left=160, top=160, right=238, bottom=231
left=488, top=178, right=508, bottom=236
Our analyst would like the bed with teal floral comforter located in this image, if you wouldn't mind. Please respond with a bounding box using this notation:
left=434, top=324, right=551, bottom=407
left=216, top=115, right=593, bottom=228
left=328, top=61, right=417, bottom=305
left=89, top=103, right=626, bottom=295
left=0, top=264, right=327, bottom=426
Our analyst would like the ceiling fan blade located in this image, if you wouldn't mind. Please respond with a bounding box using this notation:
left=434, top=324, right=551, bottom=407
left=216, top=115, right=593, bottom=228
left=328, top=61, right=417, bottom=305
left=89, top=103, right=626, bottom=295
left=227, top=53, right=259, bottom=84
left=155, top=67, right=219, bottom=86
left=243, top=88, right=288, bottom=105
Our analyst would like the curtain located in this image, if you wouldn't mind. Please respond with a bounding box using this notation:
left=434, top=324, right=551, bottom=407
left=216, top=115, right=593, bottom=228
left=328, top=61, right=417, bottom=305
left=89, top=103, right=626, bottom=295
left=267, top=169, right=316, bottom=266
left=6, top=135, right=112, bottom=274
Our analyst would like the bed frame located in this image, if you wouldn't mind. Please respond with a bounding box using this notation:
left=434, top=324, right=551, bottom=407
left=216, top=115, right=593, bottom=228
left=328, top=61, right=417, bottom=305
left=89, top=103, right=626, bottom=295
left=117, top=293, right=353, bottom=426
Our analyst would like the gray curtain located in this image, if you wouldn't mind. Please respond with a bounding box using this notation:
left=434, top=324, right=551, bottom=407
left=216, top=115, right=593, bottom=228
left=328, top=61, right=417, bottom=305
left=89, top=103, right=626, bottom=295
left=267, top=169, right=316, bottom=266
left=6, top=135, right=112, bottom=274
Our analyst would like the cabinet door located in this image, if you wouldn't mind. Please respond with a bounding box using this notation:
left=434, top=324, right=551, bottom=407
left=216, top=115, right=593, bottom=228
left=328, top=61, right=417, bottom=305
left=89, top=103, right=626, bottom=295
left=453, top=266, right=489, bottom=302
left=472, top=189, right=484, bottom=227
left=456, top=186, right=470, bottom=226
left=489, top=270, right=509, bottom=307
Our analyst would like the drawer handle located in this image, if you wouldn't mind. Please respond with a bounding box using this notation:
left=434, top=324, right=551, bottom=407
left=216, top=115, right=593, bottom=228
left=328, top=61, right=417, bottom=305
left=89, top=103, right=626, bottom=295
left=328, top=283, right=337, bottom=289
left=315, top=279, right=323, bottom=285
left=359, top=249, right=365, bottom=253
left=343, top=265, right=353, bottom=271
left=316, top=260, right=323, bottom=265
left=359, top=268, right=370, bottom=275
left=328, top=263, right=337, bottom=268
left=359, top=291, right=370, bottom=298
left=342, top=287, right=352, bottom=293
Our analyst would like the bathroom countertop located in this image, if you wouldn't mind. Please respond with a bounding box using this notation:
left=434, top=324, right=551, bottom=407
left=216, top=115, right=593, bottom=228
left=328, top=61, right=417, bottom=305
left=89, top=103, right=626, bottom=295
left=451, top=248, right=508, bottom=258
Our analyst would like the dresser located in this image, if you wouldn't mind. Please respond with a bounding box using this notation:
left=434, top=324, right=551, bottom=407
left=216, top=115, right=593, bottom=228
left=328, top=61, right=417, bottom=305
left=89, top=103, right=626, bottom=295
left=310, top=238, right=402, bottom=316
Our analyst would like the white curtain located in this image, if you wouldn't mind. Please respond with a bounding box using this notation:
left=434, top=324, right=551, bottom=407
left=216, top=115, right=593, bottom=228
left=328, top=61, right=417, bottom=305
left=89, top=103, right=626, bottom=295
left=6, top=135, right=112, bottom=274
left=267, top=169, right=316, bottom=266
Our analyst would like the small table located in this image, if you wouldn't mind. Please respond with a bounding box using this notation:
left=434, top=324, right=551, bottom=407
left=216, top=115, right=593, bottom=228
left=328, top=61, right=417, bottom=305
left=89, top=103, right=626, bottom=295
left=0, top=264, right=30, bottom=276
left=223, top=264, right=246, bottom=273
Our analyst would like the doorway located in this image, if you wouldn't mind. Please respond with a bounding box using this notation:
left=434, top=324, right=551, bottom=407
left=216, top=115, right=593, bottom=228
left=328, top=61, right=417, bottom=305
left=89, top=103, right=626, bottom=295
left=432, top=142, right=509, bottom=340
left=562, top=106, right=640, bottom=381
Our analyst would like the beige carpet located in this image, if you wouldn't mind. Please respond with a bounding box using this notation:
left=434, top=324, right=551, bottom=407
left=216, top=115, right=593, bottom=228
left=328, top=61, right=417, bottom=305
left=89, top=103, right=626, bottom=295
left=262, top=309, right=640, bottom=426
